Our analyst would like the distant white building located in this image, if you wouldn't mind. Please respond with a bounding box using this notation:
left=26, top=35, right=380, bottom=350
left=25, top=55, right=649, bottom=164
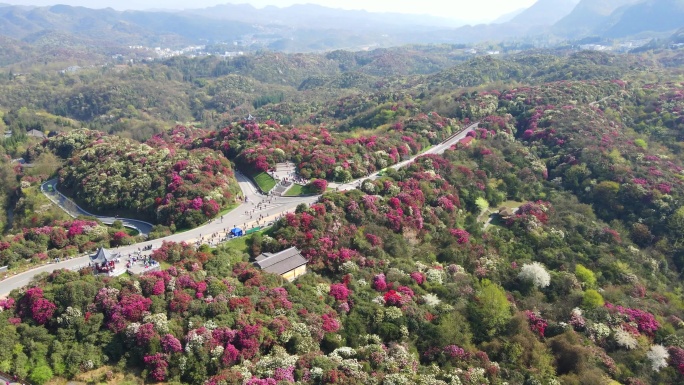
left=580, top=44, right=611, bottom=51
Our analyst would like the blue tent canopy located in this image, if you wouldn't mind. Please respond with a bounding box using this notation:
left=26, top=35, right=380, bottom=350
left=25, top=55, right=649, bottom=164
left=230, top=227, right=244, bottom=237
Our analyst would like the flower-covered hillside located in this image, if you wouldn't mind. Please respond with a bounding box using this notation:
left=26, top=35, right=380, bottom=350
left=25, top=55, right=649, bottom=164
left=198, top=116, right=458, bottom=181
left=0, top=218, right=138, bottom=268
left=260, top=152, right=684, bottom=384
left=49, top=129, right=240, bottom=228
left=452, top=80, right=684, bottom=250
left=0, top=243, right=505, bottom=385
left=5, top=125, right=684, bottom=385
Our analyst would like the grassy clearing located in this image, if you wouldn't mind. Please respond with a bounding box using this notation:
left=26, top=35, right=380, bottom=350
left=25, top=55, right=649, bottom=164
left=283, top=184, right=314, bottom=196
left=123, top=227, right=140, bottom=236
left=253, top=172, right=277, bottom=192
left=481, top=200, right=525, bottom=229
left=284, top=184, right=335, bottom=196
left=225, top=233, right=250, bottom=253
left=220, top=226, right=274, bottom=254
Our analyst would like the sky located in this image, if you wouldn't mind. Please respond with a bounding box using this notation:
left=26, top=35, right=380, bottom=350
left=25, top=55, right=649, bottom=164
left=1, top=0, right=539, bottom=22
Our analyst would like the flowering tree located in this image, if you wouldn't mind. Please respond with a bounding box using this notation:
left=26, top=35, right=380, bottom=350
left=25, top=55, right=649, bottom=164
left=646, top=345, right=669, bottom=372
left=518, top=262, right=551, bottom=289
left=18, top=287, right=56, bottom=325
left=309, top=179, right=328, bottom=194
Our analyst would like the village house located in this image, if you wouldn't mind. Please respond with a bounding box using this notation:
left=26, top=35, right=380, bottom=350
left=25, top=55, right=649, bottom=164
left=254, top=247, right=307, bottom=281
left=459, top=136, right=474, bottom=147
left=27, top=129, right=46, bottom=139
left=498, top=206, right=519, bottom=220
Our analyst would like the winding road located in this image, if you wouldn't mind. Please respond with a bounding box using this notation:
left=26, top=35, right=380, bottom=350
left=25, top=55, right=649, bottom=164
left=41, top=179, right=154, bottom=235
left=0, top=122, right=478, bottom=297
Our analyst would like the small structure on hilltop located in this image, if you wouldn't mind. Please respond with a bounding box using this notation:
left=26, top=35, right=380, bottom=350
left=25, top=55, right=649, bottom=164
left=90, top=247, right=120, bottom=274
left=498, top=206, right=519, bottom=221
left=27, top=129, right=46, bottom=139
left=254, top=247, right=307, bottom=281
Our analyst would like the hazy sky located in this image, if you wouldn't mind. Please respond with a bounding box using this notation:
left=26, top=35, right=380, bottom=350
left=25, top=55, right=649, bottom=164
left=2, top=0, right=539, bottom=22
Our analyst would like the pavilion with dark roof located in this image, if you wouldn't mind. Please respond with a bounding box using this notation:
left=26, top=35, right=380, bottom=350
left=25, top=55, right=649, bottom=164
left=254, top=247, right=307, bottom=281
left=90, top=247, right=120, bottom=274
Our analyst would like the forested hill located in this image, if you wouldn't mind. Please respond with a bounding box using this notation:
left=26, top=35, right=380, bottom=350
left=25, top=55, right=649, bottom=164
left=3, top=46, right=684, bottom=385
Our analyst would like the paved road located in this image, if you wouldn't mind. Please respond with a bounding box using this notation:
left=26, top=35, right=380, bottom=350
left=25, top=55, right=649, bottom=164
left=332, top=122, right=479, bottom=191
left=1, top=172, right=315, bottom=296
left=0, top=122, right=478, bottom=297
left=41, top=179, right=154, bottom=235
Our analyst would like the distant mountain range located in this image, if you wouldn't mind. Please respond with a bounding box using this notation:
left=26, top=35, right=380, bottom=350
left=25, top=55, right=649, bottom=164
left=601, top=0, right=684, bottom=38
left=0, top=0, right=681, bottom=53
left=553, top=0, right=643, bottom=37
left=185, top=3, right=467, bottom=30
left=0, top=4, right=257, bottom=46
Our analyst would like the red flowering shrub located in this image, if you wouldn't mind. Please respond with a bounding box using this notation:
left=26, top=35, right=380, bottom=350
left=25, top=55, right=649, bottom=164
left=669, top=346, right=684, bottom=375
left=524, top=311, right=547, bottom=338
left=443, top=345, right=467, bottom=359
left=383, top=290, right=404, bottom=307
left=0, top=298, right=15, bottom=311
left=143, top=353, right=169, bottom=382
left=449, top=228, right=470, bottom=244
left=136, top=323, right=157, bottom=346
left=329, top=283, right=350, bottom=301
left=170, top=290, right=193, bottom=313
left=235, top=324, right=262, bottom=359
left=222, top=343, right=240, bottom=366
left=365, top=233, right=382, bottom=247
left=605, top=303, right=660, bottom=336
left=18, top=287, right=56, bottom=325
left=397, top=286, right=414, bottom=298
left=372, top=273, right=387, bottom=291
left=111, top=231, right=130, bottom=246
left=309, top=179, right=328, bottom=194
left=516, top=201, right=552, bottom=224
left=410, top=272, right=425, bottom=285
left=30, top=297, right=57, bottom=325
left=161, top=334, right=182, bottom=353
left=120, top=294, right=152, bottom=321
left=321, top=313, right=341, bottom=333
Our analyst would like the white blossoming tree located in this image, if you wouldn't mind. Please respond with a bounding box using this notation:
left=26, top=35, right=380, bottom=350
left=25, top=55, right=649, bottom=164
left=613, top=328, right=639, bottom=350
left=646, top=344, right=669, bottom=372
left=518, top=262, right=551, bottom=288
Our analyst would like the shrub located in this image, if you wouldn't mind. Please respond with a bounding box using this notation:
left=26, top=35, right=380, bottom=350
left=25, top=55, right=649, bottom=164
left=28, top=365, right=53, bottom=385
left=468, top=279, right=511, bottom=341
left=309, top=179, right=328, bottom=194
left=574, top=264, right=596, bottom=289
left=329, top=283, right=350, bottom=301
left=582, top=289, right=604, bottom=309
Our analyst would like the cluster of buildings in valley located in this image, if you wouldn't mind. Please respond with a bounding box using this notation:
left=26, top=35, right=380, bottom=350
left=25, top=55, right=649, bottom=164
left=114, top=43, right=250, bottom=62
